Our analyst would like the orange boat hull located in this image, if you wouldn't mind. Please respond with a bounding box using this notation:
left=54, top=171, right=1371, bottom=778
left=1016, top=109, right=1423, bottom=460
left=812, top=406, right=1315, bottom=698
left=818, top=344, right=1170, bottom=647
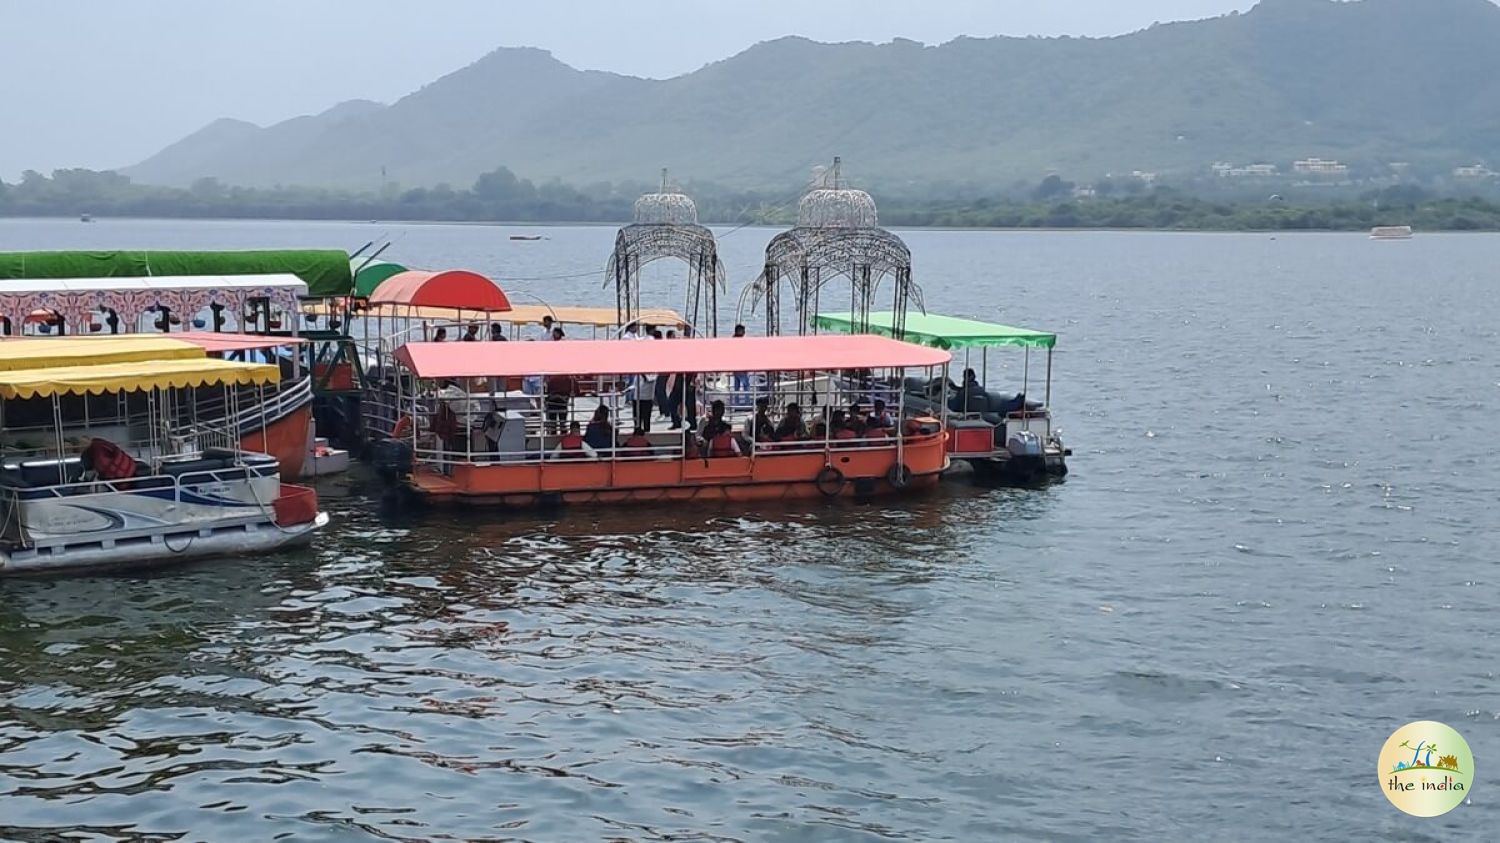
left=405, top=433, right=947, bottom=509
left=239, top=404, right=312, bottom=480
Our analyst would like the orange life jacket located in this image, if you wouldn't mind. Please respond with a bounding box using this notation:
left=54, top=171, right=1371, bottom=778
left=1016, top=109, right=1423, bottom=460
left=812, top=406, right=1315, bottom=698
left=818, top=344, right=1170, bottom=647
left=709, top=432, right=737, bottom=457
left=392, top=415, right=413, bottom=438
left=623, top=435, right=651, bottom=450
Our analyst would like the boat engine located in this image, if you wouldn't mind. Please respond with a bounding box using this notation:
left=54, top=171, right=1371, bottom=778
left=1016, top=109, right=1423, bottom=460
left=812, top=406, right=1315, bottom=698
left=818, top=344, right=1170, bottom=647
left=371, top=439, right=412, bottom=481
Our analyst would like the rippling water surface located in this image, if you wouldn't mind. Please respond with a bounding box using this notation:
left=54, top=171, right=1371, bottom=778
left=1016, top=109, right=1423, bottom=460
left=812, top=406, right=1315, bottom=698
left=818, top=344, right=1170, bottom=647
left=1, top=220, right=1498, bottom=841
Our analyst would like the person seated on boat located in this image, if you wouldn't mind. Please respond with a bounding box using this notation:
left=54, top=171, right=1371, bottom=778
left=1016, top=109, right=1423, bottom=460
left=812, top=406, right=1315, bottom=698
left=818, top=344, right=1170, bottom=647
left=584, top=406, right=615, bottom=452
left=551, top=326, right=565, bottom=341
left=742, top=397, right=774, bottom=443
left=462, top=324, right=480, bottom=342
left=867, top=398, right=894, bottom=431
left=433, top=327, right=448, bottom=342
left=551, top=421, right=598, bottom=460
left=847, top=401, right=869, bottom=435
left=698, top=400, right=740, bottom=457
left=773, top=402, right=808, bottom=443
left=536, top=315, right=555, bottom=341
left=620, top=424, right=654, bottom=456
left=829, top=410, right=858, bottom=444
left=79, top=437, right=136, bottom=482
left=489, top=323, right=507, bottom=341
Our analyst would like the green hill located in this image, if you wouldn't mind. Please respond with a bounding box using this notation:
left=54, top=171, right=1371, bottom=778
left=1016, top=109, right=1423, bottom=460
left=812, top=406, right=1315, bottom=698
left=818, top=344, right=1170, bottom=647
left=122, top=0, right=1500, bottom=192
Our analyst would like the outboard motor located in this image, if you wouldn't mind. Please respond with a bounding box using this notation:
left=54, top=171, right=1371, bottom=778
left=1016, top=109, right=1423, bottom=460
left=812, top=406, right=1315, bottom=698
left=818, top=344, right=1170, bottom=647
left=1006, top=430, right=1046, bottom=481
left=371, top=439, right=413, bottom=481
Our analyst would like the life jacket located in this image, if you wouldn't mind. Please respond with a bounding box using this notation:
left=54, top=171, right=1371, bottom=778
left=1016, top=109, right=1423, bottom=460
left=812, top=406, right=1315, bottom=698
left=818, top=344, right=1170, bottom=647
left=709, top=432, right=737, bottom=457
left=623, top=434, right=652, bottom=451
left=834, top=428, right=858, bottom=441
left=392, top=415, right=413, bottom=438
left=83, top=439, right=136, bottom=480
left=558, top=432, right=586, bottom=459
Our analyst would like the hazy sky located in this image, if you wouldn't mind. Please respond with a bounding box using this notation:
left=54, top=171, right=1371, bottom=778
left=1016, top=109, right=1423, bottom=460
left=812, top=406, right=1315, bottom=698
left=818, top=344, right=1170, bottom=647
left=0, top=0, right=1261, bottom=179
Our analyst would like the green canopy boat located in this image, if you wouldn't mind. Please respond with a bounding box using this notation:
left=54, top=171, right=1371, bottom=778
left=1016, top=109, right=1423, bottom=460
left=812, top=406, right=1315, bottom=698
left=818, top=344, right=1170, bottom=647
left=814, top=309, right=1068, bottom=482
left=350, top=259, right=407, bottom=297
left=812, top=310, right=1055, bottom=350
left=0, top=250, right=354, bottom=297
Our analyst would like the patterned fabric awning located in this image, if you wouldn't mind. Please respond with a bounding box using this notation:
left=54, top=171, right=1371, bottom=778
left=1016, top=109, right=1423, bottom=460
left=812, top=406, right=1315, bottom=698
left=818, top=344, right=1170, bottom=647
left=0, top=274, right=305, bottom=332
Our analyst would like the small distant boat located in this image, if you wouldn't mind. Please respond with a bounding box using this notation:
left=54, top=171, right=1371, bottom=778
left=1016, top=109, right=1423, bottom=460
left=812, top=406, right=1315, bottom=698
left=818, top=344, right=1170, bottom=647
left=79, top=214, right=93, bottom=223
left=509, top=235, right=543, bottom=241
left=1371, top=225, right=1413, bottom=240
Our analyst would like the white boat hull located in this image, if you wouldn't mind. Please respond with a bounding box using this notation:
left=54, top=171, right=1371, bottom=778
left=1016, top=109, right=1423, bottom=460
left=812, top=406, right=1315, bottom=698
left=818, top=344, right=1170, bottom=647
left=0, top=512, right=327, bottom=576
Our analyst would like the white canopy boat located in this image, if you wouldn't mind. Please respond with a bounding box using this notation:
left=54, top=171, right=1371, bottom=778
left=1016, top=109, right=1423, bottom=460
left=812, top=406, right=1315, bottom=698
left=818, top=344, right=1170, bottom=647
left=0, top=352, right=328, bottom=575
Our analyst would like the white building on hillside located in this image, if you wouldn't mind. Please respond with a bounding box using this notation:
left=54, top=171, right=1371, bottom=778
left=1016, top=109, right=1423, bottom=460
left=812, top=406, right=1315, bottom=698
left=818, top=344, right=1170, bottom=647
left=1293, top=158, right=1348, bottom=176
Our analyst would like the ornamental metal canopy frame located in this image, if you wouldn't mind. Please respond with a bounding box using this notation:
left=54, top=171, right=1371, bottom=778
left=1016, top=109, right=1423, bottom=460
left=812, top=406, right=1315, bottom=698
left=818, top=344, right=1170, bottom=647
left=606, top=170, right=728, bottom=336
left=748, top=158, right=919, bottom=338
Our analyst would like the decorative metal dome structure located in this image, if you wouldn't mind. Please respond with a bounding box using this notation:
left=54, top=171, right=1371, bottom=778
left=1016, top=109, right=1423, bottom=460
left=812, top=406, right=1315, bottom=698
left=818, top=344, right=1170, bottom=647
left=607, top=170, right=727, bottom=335
left=748, top=158, right=919, bottom=337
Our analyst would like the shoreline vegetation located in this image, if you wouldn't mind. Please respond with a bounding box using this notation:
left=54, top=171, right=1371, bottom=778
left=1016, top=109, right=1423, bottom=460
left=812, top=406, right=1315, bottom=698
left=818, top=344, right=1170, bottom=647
left=5, top=168, right=1500, bottom=232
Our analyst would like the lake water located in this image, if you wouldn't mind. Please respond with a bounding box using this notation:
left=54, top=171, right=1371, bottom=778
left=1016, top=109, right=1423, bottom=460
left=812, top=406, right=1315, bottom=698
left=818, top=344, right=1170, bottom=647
left=1, top=218, right=1498, bottom=841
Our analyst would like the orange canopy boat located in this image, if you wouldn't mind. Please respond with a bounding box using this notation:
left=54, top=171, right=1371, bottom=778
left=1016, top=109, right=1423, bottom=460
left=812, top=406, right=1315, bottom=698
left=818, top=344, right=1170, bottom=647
left=378, top=334, right=952, bottom=509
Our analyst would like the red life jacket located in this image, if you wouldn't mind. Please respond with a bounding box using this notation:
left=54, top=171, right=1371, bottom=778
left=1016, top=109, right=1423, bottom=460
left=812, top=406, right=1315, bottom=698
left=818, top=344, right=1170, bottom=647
left=558, top=432, right=586, bottom=458
left=623, top=435, right=651, bottom=450
left=84, top=439, right=136, bottom=480
left=834, top=428, right=858, bottom=441
left=709, top=432, right=737, bottom=457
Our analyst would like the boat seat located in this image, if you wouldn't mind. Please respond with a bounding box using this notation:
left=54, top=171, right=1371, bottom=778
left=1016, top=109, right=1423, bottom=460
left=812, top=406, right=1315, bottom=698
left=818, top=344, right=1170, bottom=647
left=19, top=458, right=84, bottom=488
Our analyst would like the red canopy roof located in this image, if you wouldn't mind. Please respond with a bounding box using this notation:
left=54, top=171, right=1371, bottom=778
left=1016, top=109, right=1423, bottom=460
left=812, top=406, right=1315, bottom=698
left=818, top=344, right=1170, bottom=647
left=368, top=270, right=512, bottom=312
left=394, top=334, right=950, bottom=378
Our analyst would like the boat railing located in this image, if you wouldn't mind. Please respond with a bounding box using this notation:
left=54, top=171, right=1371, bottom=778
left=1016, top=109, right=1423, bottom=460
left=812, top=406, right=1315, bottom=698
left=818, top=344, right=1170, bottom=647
left=407, top=426, right=936, bottom=470
left=0, top=453, right=280, bottom=545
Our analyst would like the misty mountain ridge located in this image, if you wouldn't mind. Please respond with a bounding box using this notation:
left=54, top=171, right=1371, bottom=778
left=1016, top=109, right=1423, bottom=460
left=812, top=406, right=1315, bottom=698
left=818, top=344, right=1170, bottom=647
left=124, top=0, right=1500, bottom=192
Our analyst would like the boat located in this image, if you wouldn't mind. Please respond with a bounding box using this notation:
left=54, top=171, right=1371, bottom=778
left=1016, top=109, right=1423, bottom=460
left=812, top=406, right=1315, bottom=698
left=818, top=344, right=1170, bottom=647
left=79, top=214, right=93, bottom=223
left=1371, top=225, right=1414, bottom=240
left=814, top=311, right=1069, bottom=483
left=509, top=235, right=543, bottom=241
left=0, top=276, right=322, bottom=479
left=0, top=355, right=327, bottom=575
left=373, top=334, right=951, bottom=509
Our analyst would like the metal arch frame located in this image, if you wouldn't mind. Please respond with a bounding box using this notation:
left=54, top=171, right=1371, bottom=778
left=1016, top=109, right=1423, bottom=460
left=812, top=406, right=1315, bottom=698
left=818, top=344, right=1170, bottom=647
left=607, top=222, right=728, bottom=337
left=750, top=226, right=921, bottom=338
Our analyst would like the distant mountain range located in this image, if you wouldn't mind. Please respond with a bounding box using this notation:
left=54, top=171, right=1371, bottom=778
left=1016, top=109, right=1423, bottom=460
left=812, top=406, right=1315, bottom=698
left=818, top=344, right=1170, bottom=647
left=124, top=0, right=1500, bottom=192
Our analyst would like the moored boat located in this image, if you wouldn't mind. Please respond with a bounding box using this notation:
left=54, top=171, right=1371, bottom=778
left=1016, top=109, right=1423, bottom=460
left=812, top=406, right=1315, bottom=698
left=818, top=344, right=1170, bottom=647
left=375, top=334, right=951, bottom=509
left=815, top=311, right=1069, bottom=483
left=1371, top=225, right=1414, bottom=240
left=0, top=356, right=327, bottom=575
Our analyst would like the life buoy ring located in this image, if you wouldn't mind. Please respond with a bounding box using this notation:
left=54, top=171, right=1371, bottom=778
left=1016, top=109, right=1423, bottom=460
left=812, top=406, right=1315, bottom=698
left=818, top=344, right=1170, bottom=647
left=392, top=415, right=413, bottom=438
left=887, top=462, right=912, bottom=489
left=815, top=466, right=846, bottom=497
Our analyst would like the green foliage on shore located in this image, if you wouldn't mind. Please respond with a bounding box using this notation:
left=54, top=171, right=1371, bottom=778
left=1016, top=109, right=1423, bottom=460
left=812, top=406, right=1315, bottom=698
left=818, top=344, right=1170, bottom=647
left=4, top=167, right=1500, bottom=232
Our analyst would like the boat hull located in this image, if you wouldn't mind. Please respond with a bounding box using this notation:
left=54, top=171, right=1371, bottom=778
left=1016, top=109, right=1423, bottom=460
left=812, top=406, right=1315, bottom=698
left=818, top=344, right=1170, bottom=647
left=0, top=512, right=327, bottom=576
left=240, top=404, right=312, bottom=480
left=401, top=434, right=948, bottom=510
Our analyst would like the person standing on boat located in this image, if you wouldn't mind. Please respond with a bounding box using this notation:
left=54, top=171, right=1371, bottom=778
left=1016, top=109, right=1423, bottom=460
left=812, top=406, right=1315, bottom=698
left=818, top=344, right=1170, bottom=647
left=543, top=372, right=575, bottom=435
left=489, top=323, right=507, bottom=341
left=634, top=368, right=656, bottom=431
left=535, top=315, right=555, bottom=342
left=731, top=324, right=751, bottom=401
left=462, top=324, right=480, bottom=342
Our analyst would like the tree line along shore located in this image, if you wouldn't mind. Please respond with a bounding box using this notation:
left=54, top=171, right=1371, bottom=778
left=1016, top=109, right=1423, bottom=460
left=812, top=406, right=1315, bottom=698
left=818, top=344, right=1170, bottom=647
left=4, top=168, right=1500, bottom=232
